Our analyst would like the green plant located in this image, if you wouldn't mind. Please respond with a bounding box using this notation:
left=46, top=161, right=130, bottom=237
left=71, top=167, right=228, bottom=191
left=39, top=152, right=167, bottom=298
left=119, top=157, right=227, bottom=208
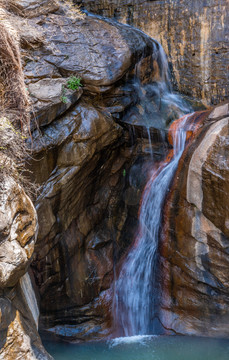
left=61, top=96, right=68, bottom=104
left=66, top=76, right=82, bottom=91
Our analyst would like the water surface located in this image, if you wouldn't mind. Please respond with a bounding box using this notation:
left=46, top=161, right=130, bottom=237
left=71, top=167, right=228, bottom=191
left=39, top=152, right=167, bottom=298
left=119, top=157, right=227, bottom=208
left=44, top=335, right=229, bottom=360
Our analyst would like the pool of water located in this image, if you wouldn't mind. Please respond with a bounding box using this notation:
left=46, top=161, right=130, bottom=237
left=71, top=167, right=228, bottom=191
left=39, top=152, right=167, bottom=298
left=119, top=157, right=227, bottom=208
left=44, top=335, right=229, bottom=360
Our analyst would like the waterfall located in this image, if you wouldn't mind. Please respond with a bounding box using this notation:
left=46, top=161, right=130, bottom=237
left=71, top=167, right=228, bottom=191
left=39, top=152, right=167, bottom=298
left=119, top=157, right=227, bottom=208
left=20, top=273, right=39, bottom=329
left=114, top=113, right=193, bottom=336
left=121, top=43, right=191, bottom=140
left=113, top=43, right=193, bottom=336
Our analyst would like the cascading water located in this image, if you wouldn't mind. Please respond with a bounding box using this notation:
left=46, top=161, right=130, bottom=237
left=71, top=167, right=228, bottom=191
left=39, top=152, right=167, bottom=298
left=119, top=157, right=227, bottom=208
left=114, top=113, right=193, bottom=336
left=121, top=44, right=192, bottom=157
left=113, top=44, right=193, bottom=337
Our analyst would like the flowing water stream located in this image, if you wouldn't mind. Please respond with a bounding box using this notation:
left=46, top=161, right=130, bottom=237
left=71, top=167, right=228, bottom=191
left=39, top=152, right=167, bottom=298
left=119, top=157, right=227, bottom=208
left=114, top=113, right=193, bottom=336
left=113, top=43, right=193, bottom=336
left=42, top=25, right=228, bottom=360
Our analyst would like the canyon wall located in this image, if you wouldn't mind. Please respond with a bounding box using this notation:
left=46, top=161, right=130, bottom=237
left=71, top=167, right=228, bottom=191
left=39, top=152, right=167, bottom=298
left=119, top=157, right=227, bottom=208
left=0, top=170, right=49, bottom=359
left=74, top=0, right=229, bottom=106
left=0, top=3, right=53, bottom=358
left=16, top=0, right=166, bottom=341
left=160, top=102, right=229, bottom=337
left=1, top=1, right=229, bottom=353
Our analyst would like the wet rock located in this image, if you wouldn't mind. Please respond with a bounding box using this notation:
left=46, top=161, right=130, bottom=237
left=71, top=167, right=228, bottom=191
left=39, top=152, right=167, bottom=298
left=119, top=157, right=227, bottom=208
left=160, top=103, right=229, bottom=337
left=40, top=14, right=156, bottom=87
left=75, top=0, right=229, bottom=105
left=28, top=90, right=128, bottom=341
left=16, top=0, right=171, bottom=342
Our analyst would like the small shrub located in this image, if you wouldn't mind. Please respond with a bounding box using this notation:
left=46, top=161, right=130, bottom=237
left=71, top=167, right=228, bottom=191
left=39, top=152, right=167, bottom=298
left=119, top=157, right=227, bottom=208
left=66, top=76, right=82, bottom=91
left=61, top=96, right=68, bottom=104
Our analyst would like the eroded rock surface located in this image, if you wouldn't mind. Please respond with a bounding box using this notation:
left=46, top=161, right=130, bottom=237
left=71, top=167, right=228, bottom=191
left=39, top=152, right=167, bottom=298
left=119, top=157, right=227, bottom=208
left=0, top=2, right=53, bottom=357
left=75, top=0, right=229, bottom=106
left=160, top=102, right=229, bottom=337
left=16, top=1, right=166, bottom=341
left=0, top=178, right=37, bottom=288
left=8, top=0, right=60, bottom=18
left=0, top=176, right=52, bottom=359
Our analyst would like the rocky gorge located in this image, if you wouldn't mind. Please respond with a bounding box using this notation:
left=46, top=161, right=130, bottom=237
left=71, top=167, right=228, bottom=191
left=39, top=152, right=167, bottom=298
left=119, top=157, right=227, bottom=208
left=0, top=0, right=229, bottom=359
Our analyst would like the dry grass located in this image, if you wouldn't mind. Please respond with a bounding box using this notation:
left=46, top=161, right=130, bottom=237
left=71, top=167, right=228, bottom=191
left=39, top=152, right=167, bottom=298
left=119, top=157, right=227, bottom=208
left=0, top=5, right=30, bottom=132
left=0, top=1, right=34, bottom=194
left=63, top=0, right=86, bottom=19
left=0, top=117, right=35, bottom=196
left=0, top=0, right=84, bottom=195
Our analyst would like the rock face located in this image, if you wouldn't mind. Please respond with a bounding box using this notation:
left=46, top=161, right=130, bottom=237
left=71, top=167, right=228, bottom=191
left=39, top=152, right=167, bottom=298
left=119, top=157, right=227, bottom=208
left=75, top=0, right=229, bottom=106
left=2, top=0, right=228, bottom=348
left=0, top=2, right=54, bottom=357
left=0, top=175, right=52, bottom=359
left=15, top=1, right=166, bottom=341
left=0, top=178, right=37, bottom=288
left=160, top=102, right=229, bottom=337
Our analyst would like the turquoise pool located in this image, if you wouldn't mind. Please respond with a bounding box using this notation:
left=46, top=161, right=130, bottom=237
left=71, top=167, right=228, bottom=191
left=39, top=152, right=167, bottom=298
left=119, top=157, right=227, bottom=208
left=44, top=335, right=229, bottom=360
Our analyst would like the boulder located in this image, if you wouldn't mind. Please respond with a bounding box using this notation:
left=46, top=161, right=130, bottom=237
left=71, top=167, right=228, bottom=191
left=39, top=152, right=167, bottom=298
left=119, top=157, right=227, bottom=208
left=20, top=6, right=160, bottom=128
left=28, top=78, right=83, bottom=128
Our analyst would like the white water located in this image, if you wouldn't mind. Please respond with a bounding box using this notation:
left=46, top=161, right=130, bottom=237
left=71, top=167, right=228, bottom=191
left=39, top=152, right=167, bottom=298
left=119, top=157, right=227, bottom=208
left=114, top=113, right=193, bottom=336
left=122, top=44, right=191, bottom=135
left=109, top=335, right=155, bottom=348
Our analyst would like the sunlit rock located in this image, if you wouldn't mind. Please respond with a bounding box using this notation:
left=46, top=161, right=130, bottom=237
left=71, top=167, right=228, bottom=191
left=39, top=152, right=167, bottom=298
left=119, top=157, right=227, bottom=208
left=75, top=0, right=229, bottom=105
left=161, top=103, right=229, bottom=337
left=0, top=177, right=37, bottom=287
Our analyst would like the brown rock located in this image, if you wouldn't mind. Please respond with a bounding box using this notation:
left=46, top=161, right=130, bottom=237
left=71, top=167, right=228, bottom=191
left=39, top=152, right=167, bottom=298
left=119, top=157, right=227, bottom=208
left=29, top=78, right=83, bottom=129
left=0, top=175, right=52, bottom=358
left=9, top=0, right=59, bottom=18
left=19, top=2, right=171, bottom=342
left=0, top=277, right=53, bottom=360
left=0, top=177, right=38, bottom=288
left=75, top=0, right=229, bottom=105
left=160, top=104, right=229, bottom=337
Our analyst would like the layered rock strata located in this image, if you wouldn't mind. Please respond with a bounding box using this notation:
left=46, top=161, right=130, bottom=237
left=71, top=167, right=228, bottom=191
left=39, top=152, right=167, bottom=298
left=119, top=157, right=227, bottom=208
left=13, top=0, right=168, bottom=341
left=0, top=2, right=53, bottom=357
left=75, top=0, right=229, bottom=106
left=0, top=125, right=52, bottom=359
left=2, top=0, right=228, bottom=348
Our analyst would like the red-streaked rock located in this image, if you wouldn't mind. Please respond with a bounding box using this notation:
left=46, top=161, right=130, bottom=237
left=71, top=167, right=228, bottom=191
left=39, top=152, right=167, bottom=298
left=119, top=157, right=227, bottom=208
left=160, top=103, right=229, bottom=337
